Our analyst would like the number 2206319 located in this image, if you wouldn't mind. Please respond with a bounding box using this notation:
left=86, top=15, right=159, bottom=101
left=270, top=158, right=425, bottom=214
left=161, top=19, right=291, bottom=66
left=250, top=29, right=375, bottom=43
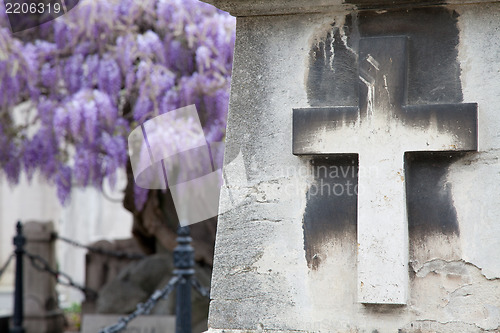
left=5, top=2, right=62, bottom=14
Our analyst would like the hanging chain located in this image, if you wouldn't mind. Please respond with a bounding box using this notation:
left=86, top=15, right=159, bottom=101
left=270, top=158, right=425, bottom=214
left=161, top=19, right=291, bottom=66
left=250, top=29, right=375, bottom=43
left=0, top=253, right=14, bottom=280
left=99, top=275, right=180, bottom=333
left=11, top=228, right=212, bottom=333
left=52, top=233, right=146, bottom=260
left=191, top=277, right=210, bottom=299
left=24, top=250, right=98, bottom=299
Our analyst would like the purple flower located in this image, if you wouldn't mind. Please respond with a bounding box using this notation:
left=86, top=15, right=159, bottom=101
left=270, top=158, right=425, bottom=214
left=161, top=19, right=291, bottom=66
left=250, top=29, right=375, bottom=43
left=83, top=54, right=100, bottom=88
left=0, top=124, right=22, bottom=184
left=64, top=54, right=84, bottom=94
left=98, top=58, right=122, bottom=99
left=54, top=107, right=69, bottom=140
left=160, top=89, right=180, bottom=114
left=4, top=155, right=21, bottom=184
left=100, top=132, right=127, bottom=188
left=125, top=70, right=136, bottom=94
left=34, top=41, right=57, bottom=59
left=93, top=90, right=117, bottom=126
left=137, top=31, right=164, bottom=63
left=0, top=0, right=236, bottom=209
left=166, top=39, right=194, bottom=74
left=23, top=124, right=59, bottom=181
left=179, top=74, right=200, bottom=106
left=36, top=99, right=53, bottom=123
left=74, top=148, right=90, bottom=186
left=54, top=21, right=70, bottom=49
left=55, top=165, right=72, bottom=204
left=116, top=35, right=136, bottom=72
left=82, top=99, right=98, bottom=142
left=196, top=45, right=212, bottom=72
left=102, top=132, right=127, bottom=164
left=68, top=100, right=83, bottom=136
left=133, top=92, right=153, bottom=123
left=41, top=63, right=58, bottom=89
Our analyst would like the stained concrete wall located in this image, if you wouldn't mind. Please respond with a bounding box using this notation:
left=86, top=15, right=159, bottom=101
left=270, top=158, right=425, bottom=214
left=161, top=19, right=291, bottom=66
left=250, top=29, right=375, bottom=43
left=206, top=1, right=500, bottom=332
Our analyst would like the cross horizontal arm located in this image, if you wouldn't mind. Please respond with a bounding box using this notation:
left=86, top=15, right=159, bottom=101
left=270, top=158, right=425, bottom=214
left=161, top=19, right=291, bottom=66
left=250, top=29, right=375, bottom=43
left=293, top=106, right=359, bottom=155
left=402, top=103, right=478, bottom=151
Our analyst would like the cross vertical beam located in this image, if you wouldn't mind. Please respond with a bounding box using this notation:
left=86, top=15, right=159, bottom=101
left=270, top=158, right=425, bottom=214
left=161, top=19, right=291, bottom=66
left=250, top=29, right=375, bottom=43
left=357, top=37, right=410, bottom=304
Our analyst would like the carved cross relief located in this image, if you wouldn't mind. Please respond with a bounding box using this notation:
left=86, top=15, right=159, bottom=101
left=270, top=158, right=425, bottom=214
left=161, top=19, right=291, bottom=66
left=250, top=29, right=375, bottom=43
left=293, top=36, right=478, bottom=304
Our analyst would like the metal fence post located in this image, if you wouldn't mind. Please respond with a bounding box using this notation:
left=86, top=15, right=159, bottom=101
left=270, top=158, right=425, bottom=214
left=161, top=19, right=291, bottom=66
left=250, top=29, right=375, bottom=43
left=11, top=221, right=25, bottom=333
left=174, top=226, right=194, bottom=333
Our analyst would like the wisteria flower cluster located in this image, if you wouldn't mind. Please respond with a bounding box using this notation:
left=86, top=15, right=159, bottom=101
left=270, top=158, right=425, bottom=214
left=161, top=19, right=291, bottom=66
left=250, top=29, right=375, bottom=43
left=0, top=0, right=235, bottom=208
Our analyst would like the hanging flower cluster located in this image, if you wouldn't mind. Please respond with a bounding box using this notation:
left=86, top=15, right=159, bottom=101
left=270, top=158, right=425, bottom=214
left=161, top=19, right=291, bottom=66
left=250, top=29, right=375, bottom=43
left=0, top=0, right=235, bottom=207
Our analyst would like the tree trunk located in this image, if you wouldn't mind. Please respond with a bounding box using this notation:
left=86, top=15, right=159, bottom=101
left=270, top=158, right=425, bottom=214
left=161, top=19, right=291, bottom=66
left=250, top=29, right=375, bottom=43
left=123, top=160, right=217, bottom=266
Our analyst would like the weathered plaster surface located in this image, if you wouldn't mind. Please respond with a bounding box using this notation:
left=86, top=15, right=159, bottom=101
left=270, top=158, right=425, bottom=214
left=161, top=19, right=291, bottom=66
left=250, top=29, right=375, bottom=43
left=209, top=13, right=318, bottom=330
left=209, top=2, right=500, bottom=332
left=203, top=0, right=500, bottom=16
left=449, top=3, right=500, bottom=281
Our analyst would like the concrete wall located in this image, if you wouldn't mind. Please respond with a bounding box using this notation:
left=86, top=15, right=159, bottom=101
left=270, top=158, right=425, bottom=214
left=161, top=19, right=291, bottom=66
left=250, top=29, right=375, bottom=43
left=0, top=170, right=132, bottom=311
left=207, top=1, right=500, bottom=332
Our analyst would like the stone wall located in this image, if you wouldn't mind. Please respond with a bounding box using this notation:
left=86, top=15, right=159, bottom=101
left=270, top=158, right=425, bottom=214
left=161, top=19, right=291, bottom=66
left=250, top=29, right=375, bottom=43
left=205, top=1, right=500, bottom=332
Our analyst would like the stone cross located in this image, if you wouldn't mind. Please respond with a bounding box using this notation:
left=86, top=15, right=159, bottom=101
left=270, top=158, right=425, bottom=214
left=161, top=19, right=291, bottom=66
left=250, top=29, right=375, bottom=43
left=293, top=36, right=477, bottom=304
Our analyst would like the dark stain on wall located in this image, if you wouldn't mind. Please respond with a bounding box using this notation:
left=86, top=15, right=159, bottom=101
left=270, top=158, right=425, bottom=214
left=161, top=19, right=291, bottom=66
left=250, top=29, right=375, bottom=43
left=405, top=152, right=465, bottom=238
left=307, top=15, right=359, bottom=108
left=307, top=7, right=463, bottom=107
left=303, top=156, right=358, bottom=269
left=358, top=7, right=463, bottom=105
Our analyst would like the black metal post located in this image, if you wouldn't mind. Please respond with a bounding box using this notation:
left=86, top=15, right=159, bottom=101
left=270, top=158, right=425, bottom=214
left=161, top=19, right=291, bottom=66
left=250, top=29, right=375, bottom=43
left=174, top=226, right=194, bottom=333
left=11, top=221, right=25, bottom=333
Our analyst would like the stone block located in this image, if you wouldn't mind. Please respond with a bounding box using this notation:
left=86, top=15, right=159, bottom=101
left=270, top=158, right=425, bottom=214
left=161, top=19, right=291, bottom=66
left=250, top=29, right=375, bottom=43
left=203, top=0, right=500, bottom=331
left=23, top=221, right=64, bottom=333
left=81, top=314, right=175, bottom=333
